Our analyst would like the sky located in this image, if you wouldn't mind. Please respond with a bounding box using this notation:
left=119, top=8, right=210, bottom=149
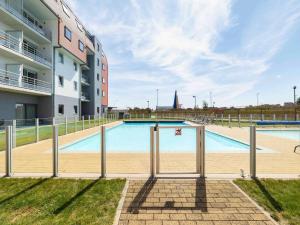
left=66, top=0, right=300, bottom=109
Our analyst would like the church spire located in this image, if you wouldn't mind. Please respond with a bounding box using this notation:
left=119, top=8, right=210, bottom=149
left=173, top=90, right=179, bottom=109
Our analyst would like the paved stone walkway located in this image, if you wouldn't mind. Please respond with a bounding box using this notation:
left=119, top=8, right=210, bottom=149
left=118, top=179, right=275, bottom=225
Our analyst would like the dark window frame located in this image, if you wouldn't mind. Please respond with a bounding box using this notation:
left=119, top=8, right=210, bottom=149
left=58, top=53, right=64, bottom=64
left=74, top=105, right=78, bottom=114
left=58, top=104, right=64, bottom=115
left=58, top=75, right=64, bottom=87
left=78, top=40, right=84, bottom=52
left=73, top=81, right=77, bottom=91
left=64, top=26, right=72, bottom=41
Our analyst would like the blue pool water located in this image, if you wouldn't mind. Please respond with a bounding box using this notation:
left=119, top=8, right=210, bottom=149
left=257, top=130, right=300, bottom=141
left=61, top=122, right=250, bottom=153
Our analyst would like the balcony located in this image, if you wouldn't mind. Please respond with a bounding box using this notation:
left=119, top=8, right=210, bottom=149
left=81, top=74, right=90, bottom=86
left=0, top=29, right=52, bottom=68
left=0, top=0, right=52, bottom=41
left=0, top=68, right=52, bottom=95
left=81, top=92, right=90, bottom=102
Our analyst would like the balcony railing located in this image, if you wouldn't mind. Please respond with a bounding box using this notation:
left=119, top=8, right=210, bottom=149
left=81, top=92, right=90, bottom=101
left=0, top=29, right=52, bottom=68
left=0, top=0, right=52, bottom=41
left=81, top=74, right=90, bottom=85
left=0, top=68, right=52, bottom=94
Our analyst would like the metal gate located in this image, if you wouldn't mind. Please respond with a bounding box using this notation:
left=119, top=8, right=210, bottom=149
left=150, top=126, right=205, bottom=176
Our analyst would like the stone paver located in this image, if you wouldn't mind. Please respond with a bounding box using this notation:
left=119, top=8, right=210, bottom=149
left=118, top=179, right=274, bottom=225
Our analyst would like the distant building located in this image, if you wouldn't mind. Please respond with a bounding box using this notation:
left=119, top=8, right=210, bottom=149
left=156, top=90, right=180, bottom=111
left=284, top=102, right=295, bottom=107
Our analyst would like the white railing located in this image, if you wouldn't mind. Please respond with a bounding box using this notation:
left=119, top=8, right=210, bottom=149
left=81, top=74, right=90, bottom=85
left=0, top=0, right=52, bottom=41
left=81, top=92, right=90, bottom=101
left=0, top=68, right=52, bottom=93
left=0, top=29, right=52, bottom=67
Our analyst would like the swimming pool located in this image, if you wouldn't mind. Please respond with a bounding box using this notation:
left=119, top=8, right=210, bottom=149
left=257, top=130, right=300, bottom=141
left=61, top=121, right=253, bottom=153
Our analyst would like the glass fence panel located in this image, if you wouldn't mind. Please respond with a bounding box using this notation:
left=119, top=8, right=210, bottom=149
left=0, top=125, right=5, bottom=174
left=256, top=125, right=300, bottom=175
left=13, top=122, right=52, bottom=174
left=106, top=122, right=150, bottom=174
left=15, top=119, right=36, bottom=147
left=58, top=126, right=101, bottom=174
left=67, top=117, right=76, bottom=134
left=158, top=126, right=197, bottom=173
left=39, top=118, right=53, bottom=141
left=84, top=116, right=90, bottom=129
left=206, top=126, right=250, bottom=176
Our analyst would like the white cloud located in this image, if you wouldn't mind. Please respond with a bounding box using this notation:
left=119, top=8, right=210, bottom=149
left=66, top=0, right=300, bottom=108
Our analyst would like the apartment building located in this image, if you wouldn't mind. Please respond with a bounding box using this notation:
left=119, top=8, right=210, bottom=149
left=0, top=0, right=108, bottom=121
left=101, top=52, right=108, bottom=113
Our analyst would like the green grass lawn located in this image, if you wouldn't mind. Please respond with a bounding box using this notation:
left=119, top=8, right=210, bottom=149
left=0, top=178, right=125, bottom=225
left=234, top=179, right=300, bottom=225
left=0, top=119, right=115, bottom=151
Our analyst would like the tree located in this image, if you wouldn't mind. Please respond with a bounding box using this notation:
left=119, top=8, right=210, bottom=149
left=297, top=97, right=300, bottom=105
left=202, top=100, right=208, bottom=109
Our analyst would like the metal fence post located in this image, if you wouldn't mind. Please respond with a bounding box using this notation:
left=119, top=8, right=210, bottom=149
left=250, top=114, right=253, bottom=124
left=200, top=126, right=205, bottom=178
left=297, top=114, right=299, bottom=121
left=262, top=114, right=264, bottom=121
left=65, top=116, right=68, bottom=135
left=284, top=114, right=287, bottom=121
left=53, top=125, right=58, bottom=177
left=156, top=127, right=160, bottom=174
left=228, top=114, right=231, bottom=128
left=88, top=115, right=91, bottom=127
left=94, top=115, right=96, bottom=127
left=150, top=127, right=155, bottom=177
left=6, top=126, right=13, bottom=177
left=35, top=118, right=39, bottom=142
left=221, top=114, right=224, bottom=126
left=74, top=117, right=77, bottom=132
left=52, top=117, right=55, bottom=125
left=101, top=126, right=106, bottom=177
left=196, top=126, right=201, bottom=174
left=250, top=126, right=256, bottom=179
left=238, top=114, right=241, bottom=128
left=82, top=116, right=84, bottom=130
left=12, top=119, right=16, bottom=148
left=273, top=114, right=276, bottom=121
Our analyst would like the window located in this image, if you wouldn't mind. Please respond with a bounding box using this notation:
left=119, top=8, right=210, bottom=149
left=73, top=81, right=77, bottom=91
left=97, top=73, right=99, bottom=81
left=76, top=19, right=83, bottom=32
left=97, top=58, right=100, bottom=66
left=102, top=64, right=106, bottom=70
left=73, top=62, right=77, bottom=71
left=58, top=104, right=64, bottom=115
left=74, top=105, right=78, bottom=114
left=97, top=88, right=99, bottom=96
left=64, top=26, right=72, bottom=41
left=97, top=107, right=100, bottom=114
left=58, top=75, right=64, bottom=87
left=102, top=91, right=105, bottom=97
left=102, top=77, right=105, bottom=84
left=62, top=2, right=70, bottom=17
left=78, top=40, right=84, bottom=52
left=58, top=53, right=64, bottom=63
left=97, top=43, right=100, bottom=52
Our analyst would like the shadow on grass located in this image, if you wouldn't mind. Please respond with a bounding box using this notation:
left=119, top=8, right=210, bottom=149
left=53, top=179, right=99, bottom=215
left=254, top=178, right=283, bottom=212
left=0, top=178, right=50, bottom=205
